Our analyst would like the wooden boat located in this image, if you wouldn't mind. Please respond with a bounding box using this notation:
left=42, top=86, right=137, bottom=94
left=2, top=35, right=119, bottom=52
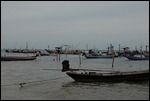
left=66, top=69, right=149, bottom=82
left=126, top=55, right=149, bottom=60
left=61, top=60, right=149, bottom=82
left=1, top=56, right=36, bottom=61
left=85, top=55, right=113, bottom=59
left=82, top=50, right=113, bottom=59
left=82, top=44, right=118, bottom=59
left=45, top=49, right=53, bottom=54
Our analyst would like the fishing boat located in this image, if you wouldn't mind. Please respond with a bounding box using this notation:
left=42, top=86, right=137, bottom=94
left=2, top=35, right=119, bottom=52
left=61, top=60, right=149, bottom=82
left=126, top=55, right=149, bottom=60
left=82, top=48, right=117, bottom=59
left=65, top=69, right=149, bottom=82
left=45, top=49, right=54, bottom=54
left=1, top=56, right=36, bottom=61
left=82, top=51, right=114, bottom=59
left=84, top=54, right=113, bottom=59
left=124, top=45, right=149, bottom=60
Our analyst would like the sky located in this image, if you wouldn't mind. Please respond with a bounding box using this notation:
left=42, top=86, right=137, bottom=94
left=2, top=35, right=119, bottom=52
left=1, top=1, right=149, bottom=51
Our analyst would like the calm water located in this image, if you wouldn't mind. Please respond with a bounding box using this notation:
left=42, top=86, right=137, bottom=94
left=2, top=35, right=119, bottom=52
left=1, top=51, right=149, bottom=100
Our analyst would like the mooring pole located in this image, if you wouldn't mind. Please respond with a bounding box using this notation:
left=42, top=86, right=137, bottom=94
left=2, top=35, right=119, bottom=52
left=79, top=53, right=81, bottom=65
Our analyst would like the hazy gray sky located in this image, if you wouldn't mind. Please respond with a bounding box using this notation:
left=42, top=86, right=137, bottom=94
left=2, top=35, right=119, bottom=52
left=1, top=1, right=149, bottom=50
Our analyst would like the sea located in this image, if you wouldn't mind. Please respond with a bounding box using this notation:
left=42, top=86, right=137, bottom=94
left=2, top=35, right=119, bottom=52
left=1, top=50, right=149, bottom=100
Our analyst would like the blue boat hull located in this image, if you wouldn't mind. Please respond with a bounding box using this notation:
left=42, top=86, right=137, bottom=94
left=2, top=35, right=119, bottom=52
left=126, top=56, right=149, bottom=60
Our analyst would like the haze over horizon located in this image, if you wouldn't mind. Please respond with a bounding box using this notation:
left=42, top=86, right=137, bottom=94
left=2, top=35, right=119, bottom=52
left=1, top=1, right=149, bottom=51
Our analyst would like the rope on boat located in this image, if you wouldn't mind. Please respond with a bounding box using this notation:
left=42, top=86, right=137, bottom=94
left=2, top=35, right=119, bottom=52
left=1, top=76, right=69, bottom=88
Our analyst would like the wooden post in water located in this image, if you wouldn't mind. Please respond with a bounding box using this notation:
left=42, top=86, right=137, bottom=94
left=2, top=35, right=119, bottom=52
left=58, top=49, right=60, bottom=61
left=59, top=54, right=60, bottom=61
left=118, top=44, right=120, bottom=56
left=56, top=54, right=58, bottom=61
left=55, top=47, right=62, bottom=61
left=65, top=52, right=67, bottom=58
left=146, top=45, right=148, bottom=52
left=26, top=42, right=29, bottom=56
left=65, top=48, right=67, bottom=58
left=112, top=50, right=115, bottom=69
left=79, top=53, right=81, bottom=65
left=112, top=56, right=114, bottom=68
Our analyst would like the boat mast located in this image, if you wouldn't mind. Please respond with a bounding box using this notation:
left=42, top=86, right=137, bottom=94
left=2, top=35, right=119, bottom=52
left=140, top=45, right=143, bottom=57
left=48, top=45, right=49, bottom=50
left=86, top=43, right=88, bottom=51
left=26, top=42, right=29, bottom=56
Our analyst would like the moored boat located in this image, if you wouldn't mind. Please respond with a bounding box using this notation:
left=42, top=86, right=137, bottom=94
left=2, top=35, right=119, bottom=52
left=1, top=56, right=36, bottom=61
left=61, top=60, right=149, bottom=82
left=126, top=55, right=149, bottom=60
left=66, top=70, right=149, bottom=82
left=82, top=47, right=116, bottom=59
left=85, top=55, right=113, bottom=59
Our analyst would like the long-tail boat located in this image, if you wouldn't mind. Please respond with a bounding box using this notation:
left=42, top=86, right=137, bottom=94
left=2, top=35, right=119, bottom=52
left=61, top=60, right=149, bottom=82
left=65, top=69, right=149, bottom=82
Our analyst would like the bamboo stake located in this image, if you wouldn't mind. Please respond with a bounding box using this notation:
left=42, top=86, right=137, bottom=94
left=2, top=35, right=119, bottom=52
left=79, top=53, right=81, bottom=65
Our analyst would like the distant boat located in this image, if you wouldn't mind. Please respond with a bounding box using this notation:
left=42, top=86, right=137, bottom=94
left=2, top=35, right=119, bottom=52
left=45, top=49, right=54, bottom=54
left=126, top=55, right=149, bottom=60
left=84, top=55, right=113, bottom=59
left=82, top=48, right=117, bottom=59
left=1, top=56, right=36, bottom=61
left=82, top=52, right=113, bottom=59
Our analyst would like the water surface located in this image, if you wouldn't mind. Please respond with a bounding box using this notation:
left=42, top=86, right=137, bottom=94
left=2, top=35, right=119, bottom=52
left=1, top=52, right=149, bottom=100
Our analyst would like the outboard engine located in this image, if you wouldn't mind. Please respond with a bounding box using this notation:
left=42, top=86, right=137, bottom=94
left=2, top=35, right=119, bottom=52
left=61, top=60, right=70, bottom=72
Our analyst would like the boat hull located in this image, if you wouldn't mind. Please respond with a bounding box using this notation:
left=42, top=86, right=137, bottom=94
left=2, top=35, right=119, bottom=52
left=126, top=56, right=149, bottom=60
left=85, top=55, right=113, bottom=59
left=1, top=56, right=36, bottom=61
left=66, top=70, right=149, bottom=82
